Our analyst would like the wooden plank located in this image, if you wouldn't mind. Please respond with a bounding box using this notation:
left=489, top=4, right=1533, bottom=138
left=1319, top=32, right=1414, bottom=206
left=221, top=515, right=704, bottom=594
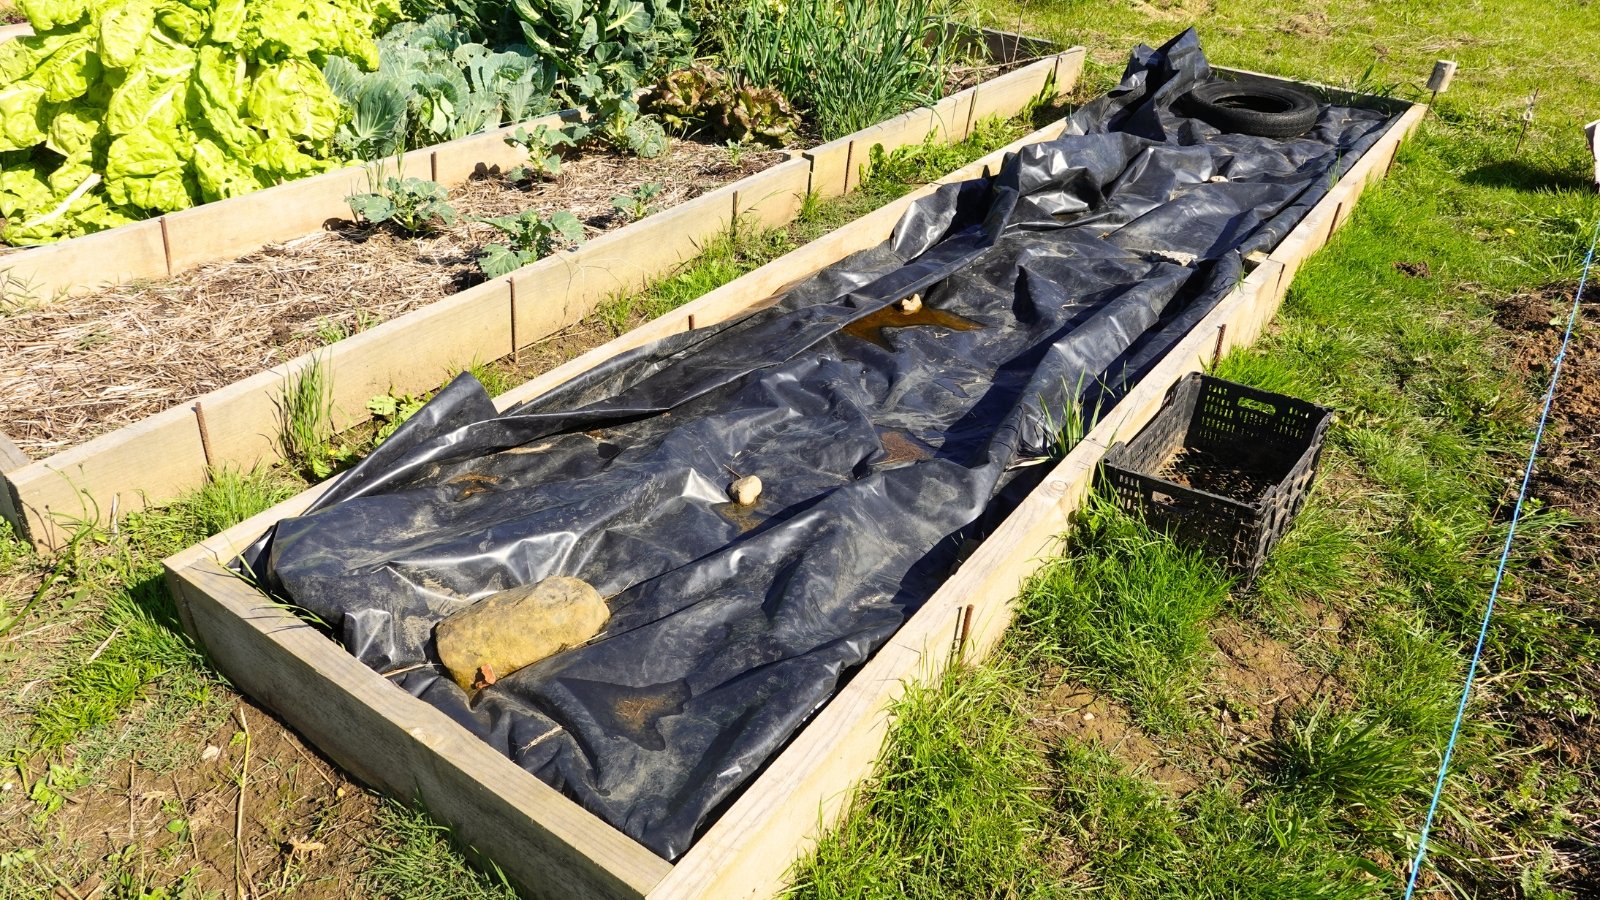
left=0, top=433, right=27, bottom=473
left=928, top=87, right=976, bottom=143
left=651, top=102, right=1419, bottom=900
left=732, top=158, right=812, bottom=232
left=166, top=560, right=671, bottom=900
left=493, top=123, right=1054, bottom=412
left=0, top=218, right=168, bottom=301
left=0, top=434, right=26, bottom=535
left=843, top=108, right=934, bottom=193
left=968, top=55, right=1054, bottom=127
left=160, top=149, right=430, bottom=275
left=429, top=110, right=576, bottom=184
left=6, top=403, right=206, bottom=549
left=516, top=187, right=737, bottom=340
left=802, top=137, right=853, bottom=199
left=1053, top=46, right=1088, bottom=98
left=320, top=277, right=514, bottom=432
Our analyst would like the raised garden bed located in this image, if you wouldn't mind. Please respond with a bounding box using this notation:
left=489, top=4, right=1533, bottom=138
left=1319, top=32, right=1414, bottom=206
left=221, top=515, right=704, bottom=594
left=1, top=47, right=1086, bottom=550
left=161, top=57, right=1426, bottom=900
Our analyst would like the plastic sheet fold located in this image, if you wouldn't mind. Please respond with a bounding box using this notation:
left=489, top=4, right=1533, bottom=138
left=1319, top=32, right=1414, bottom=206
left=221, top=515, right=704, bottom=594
left=244, top=30, right=1394, bottom=859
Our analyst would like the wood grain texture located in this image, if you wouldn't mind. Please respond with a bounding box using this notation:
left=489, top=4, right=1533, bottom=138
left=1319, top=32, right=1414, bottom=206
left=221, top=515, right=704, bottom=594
left=843, top=108, right=934, bottom=193
left=803, top=137, right=852, bottom=199
left=166, top=560, right=670, bottom=900
left=732, top=158, right=812, bottom=232
left=0, top=219, right=168, bottom=301
left=6, top=402, right=207, bottom=549
left=968, top=56, right=1053, bottom=127
left=0, top=433, right=27, bottom=473
left=928, top=87, right=976, bottom=143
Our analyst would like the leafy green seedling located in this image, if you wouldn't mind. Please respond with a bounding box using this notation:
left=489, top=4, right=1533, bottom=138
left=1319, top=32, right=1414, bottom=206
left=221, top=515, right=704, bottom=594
left=347, top=177, right=457, bottom=234
left=474, top=210, right=586, bottom=277
left=505, top=122, right=584, bottom=180
left=611, top=182, right=663, bottom=221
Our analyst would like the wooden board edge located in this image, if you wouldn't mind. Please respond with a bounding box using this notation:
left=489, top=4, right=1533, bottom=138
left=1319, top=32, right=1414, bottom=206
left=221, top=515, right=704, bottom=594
left=166, top=559, right=671, bottom=900
left=650, top=88, right=1417, bottom=900
left=491, top=116, right=1068, bottom=413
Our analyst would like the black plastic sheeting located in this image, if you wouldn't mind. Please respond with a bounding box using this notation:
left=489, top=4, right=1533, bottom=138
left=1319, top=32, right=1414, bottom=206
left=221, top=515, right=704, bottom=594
left=243, top=31, right=1394, bottom=860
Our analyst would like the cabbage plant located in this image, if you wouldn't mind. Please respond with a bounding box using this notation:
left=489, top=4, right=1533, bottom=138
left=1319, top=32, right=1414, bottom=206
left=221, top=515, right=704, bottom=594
left=0, top=0, right=400, bottom=244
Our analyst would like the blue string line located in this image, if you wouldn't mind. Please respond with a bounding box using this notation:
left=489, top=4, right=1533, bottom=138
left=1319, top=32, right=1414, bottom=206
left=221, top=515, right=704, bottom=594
left=1402, top=213, right=1600, bottom=899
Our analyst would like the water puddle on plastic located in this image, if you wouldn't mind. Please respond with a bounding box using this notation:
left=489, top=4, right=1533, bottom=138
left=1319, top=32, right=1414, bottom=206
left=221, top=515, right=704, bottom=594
left=842, top=302, right=984, bottom=349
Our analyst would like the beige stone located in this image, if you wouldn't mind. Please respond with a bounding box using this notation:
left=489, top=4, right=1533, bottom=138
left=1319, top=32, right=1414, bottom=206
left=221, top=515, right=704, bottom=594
left=899, top=293, right=923, bottom=314
left=729, top=475, right=762, bottom=506
left=435, top=577, right=609, bottom=691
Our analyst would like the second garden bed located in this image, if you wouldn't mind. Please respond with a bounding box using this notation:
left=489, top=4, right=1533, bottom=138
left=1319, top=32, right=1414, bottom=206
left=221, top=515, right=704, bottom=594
left=1, top=49, right=1086, bottom=549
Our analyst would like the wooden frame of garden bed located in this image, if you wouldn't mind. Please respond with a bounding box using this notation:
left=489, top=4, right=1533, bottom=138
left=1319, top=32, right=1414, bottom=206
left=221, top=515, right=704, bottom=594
left=162, top=73, right=1425, bottom=899
left=2, top=46, right=1086, bottom=551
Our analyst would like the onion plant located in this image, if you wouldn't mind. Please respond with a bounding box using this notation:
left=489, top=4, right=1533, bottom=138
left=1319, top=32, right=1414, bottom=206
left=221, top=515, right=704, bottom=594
left=721, top=0, right=957, bottom=140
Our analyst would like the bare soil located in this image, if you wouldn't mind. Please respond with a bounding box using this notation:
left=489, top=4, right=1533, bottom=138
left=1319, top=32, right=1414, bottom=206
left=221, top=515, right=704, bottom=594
left=0, top=140, right=781, bottom=458
left=0, top=699, right=383, bottom=899
left=1032, top=673, right=1200, bottom=795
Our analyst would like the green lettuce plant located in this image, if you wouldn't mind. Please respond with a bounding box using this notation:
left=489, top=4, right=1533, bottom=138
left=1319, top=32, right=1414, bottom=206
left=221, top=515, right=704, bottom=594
left=0, top=0, right=400, bottom=244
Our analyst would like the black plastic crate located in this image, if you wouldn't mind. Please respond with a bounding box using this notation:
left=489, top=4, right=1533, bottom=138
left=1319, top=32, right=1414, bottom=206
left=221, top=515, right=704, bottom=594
left=1100, top=373, right=1333, bottom=578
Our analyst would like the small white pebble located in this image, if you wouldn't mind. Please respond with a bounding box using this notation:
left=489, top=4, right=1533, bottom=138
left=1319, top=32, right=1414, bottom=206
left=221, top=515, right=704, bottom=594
left=1, top=781, right=13, bottom=793
left=200, top=745, right=221, bottom=762
left=1082, top=711, right=1096, bottom=722
left=729, top=475, right=763, bottom=507
left=1208, top=174, right=1229, bottom=183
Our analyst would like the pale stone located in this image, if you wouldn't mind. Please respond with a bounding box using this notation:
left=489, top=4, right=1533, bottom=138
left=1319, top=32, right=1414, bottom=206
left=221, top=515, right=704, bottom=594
left=435, top=577, right=609, bottom=691
left=899, top=293, right=923, bottom=314
left=729, top=475, right=762, bottom=506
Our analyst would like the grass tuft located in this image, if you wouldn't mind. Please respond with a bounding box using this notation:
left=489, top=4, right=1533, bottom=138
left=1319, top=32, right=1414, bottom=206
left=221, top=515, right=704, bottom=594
left=1015, top=494, right=1232, bottom=734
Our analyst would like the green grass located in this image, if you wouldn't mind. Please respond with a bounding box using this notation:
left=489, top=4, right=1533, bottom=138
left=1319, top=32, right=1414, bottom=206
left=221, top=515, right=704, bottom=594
left=360, top=801, right=520, bottom=900
left=1017, top=496, right=1232, bottom=734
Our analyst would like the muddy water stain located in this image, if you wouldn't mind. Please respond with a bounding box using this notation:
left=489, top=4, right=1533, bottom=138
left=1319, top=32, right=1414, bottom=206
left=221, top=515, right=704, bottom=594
left=712, top=500, right=767, bottom=533
left=563, top=677, right=692, bottom=751
left=841, top=302, right=984, bottom=350
left=876, top=428, right=936, bottom=467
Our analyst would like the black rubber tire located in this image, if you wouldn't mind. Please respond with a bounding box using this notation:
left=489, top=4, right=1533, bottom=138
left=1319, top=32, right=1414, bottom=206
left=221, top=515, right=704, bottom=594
left=1182, top=80, right=1321, bottom=139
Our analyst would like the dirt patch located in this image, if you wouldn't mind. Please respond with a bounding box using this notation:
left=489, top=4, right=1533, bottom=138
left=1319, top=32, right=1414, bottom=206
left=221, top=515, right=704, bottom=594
left=0, top=140, right=782, bottom=457
left=1491, top=283, right=1600, bottom=780
left=1204, top=619, right=1346, bottom=748
left=0, top=700, right=383, bottom=898
left=1031, top=672, right=1200, bottom=795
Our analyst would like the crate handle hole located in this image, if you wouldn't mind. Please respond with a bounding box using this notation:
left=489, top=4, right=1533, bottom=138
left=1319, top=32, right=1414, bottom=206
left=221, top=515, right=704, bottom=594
left=1238, top=397, right=1276, bottom=415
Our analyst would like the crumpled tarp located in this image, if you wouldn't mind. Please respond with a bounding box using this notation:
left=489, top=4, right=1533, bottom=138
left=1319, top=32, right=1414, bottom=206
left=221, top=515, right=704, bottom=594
left=243, top=30, right=1394, bottom=859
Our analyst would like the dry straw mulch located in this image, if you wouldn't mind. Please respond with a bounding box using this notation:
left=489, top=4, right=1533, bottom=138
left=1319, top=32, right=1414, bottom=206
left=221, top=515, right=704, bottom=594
left=0, top=140, right=779, bottom=457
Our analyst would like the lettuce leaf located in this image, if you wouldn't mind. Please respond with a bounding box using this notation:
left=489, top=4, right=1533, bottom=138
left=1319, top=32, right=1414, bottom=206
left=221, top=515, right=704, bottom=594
left=0, top=0, right=394, bottom=243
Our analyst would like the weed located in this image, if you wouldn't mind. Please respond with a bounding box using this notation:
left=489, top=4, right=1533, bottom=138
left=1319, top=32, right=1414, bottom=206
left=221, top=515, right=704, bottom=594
left=367, top=391, right=428, bottom=445
left=278, top=357, right=336, bottom=480
left=1260, top=703, right=1427, bottom=820
left=1015, top=495, right=1232, bottom=734
left=790, top=660, right=1056, bottom=899
left=611, top=181, right=664, bottom=221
